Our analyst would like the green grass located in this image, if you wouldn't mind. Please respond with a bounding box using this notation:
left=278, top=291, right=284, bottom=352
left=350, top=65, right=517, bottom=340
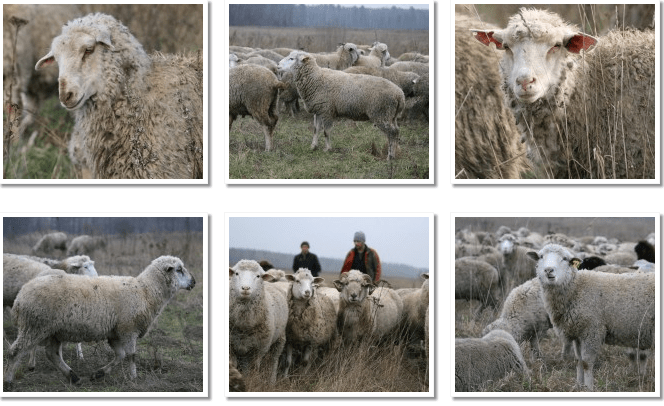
left=229, top=113, right=430, bottom=180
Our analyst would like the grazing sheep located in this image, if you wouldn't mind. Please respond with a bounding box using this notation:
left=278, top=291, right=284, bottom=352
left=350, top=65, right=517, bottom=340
left=31, top=231, right=67, bottom=256
left=354, top=42, right=390, bottom=68
left=35, top=13, right=203, bottom=179
left=343, top=65, right=420, bottom=97
left=455, top=13, right=528, bottom=179
left=278, top=51, right=405, bottom=160
left=334, top=270, right=403, bottom=343
left=66, top=235, right=106, bottom=256
left=454, top=258, right=500, bottom=309
left=399, top=273, right=429, bottom=340
left=311, top=43, right=359, bottom=70
left=3, top=256, right=195, bottom=388
left=482, top=277, right=552, bottom=358
left=282, top=268, right=337, bottom=376
left=229, top=64, right=287, bottom=152
left=229, top=260, right=288, bottom=384
left=455, top=329, right=529, bottom=391
left=634, top=240, right=655, bottom=263
left=472, top=8, right=655, bottom=179
left=527, top=244, right=655, bottom=390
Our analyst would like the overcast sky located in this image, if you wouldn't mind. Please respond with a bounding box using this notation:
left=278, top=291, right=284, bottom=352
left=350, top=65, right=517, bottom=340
left=229, top=215, right=430, bottom=269
left=339, top=4, right=429, bottom=10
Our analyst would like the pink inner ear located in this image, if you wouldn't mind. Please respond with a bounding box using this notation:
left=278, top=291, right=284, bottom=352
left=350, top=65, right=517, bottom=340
left=473, top=31, right=503, bottom=49
left=566, top=34, right=597, bottom=53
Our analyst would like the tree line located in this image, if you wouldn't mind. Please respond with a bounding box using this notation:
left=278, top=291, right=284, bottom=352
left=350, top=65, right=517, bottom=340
left=3, top=217, right=203, bottom=237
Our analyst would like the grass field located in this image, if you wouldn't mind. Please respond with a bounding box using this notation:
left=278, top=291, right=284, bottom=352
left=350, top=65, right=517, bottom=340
left=2, top=231, right=205, bottom=392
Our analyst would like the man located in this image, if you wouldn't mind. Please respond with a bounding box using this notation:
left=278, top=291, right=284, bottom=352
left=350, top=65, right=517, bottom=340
left=340, top=231, right=381, bottom=283
left=292, top=241, right=321, bottom=277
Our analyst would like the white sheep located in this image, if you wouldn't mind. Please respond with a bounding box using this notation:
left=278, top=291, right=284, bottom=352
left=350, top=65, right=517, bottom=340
left=278, top=51, right=405, bottom=160
left=31, top=231, right=67, bottom=256
left=311, top=43, right=359, bottom=70
left=399, top=273, right=429, bottom=340
left=3, top=256, right=195, bottom=388
left=282, top=268, right=337, bottom=376
left=354, top=42, right=390, bottom=68
left=229, top=260, right=288, bottom=384
left=455, top=329, right=529, bottom=391
left=66, top=235, right=106, bottom=257
left=454, top=258, right=500, bottom=309
left=527, top=244, right=655, bottom=390
left=334, top=270, right=403, bottom=343
left=35, top=13, right=203, bottom=179
left=343, top=65, right=420, bottom=97
left=498, top=233, right=537, bottom=287
left=472, top=8, right=655, bottom=179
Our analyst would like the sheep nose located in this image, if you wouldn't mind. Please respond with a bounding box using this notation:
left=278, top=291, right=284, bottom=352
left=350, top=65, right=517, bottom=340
left=350, top=293, right=357, bottom=299
left=303, top=290, right=311, bottom=298
left=516, top=76, right=536, bottom=91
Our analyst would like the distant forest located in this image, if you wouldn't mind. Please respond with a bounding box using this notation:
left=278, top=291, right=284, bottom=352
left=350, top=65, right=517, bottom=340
left=3, top=217, right=203, bottom=237
left=229, top=4, right=428, bottom=30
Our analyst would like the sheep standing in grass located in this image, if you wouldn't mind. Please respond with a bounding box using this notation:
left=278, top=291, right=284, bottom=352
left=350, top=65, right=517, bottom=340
left=334, top=270, right=403, bottom=343
left=354, top=42, right=390, bottom=68
left=229, top=260, right=288, bottom=384
left=498, top=233, right=537, bottom=287
left=229, top=64, right=287, bottom=152
left=344, top=65, right=420, bottom=97
left=66, top=235, right=106, bottom=256
left=527, top=244, right=655, bottom=390
left=311, top=43, right=359, bottom=70
left=32, top=231, right=67, bottom=256
left=282, top=268, right=337, bottom=376
left=455, top=258, right=500, bottom=309
left=35, top=13, right=203, bottom=179
left=278, top=51, right=405, bottom=160
left=455, top=329, right=529, bottom=391
left=455, top=13, right=527, bottom=179
left=3, top=256, right=195, bottom=388
left=472, top=8, right=655, bottom=179
left=400, top=273, right=429, bottom=340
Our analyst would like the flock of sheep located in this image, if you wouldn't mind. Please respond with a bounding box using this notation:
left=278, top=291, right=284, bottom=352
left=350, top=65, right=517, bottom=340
left=455, top=7, right=655, bottom=179
left=229, top=41, right=429, bottom=160
left=3, top=5, right=203, bottom=179
left=2, top=231, right=196, bottom=390
left=455, top=225, right=656, bottom=391
left=228, top=259, right=430, bottom=391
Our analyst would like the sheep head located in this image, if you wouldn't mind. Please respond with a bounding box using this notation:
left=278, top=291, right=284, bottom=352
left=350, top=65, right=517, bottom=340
left=499, top=233, right=517, bottom=254
left=286, top=268, right=324, bottom=301
left=527, top=244, right=580, bottom=286
left=471, top=8, right=597, bottom=104
left=229, top=259, right=271, bottom=300
left=334, top=270, right=374, bottom=304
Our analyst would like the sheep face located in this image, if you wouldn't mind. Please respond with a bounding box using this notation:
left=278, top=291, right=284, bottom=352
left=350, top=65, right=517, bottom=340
left=35, top=29, right=114, bottom=111
left=229, top=260, right=271, bottom=301
left=527, top=244, right=580, bottom=286
left=471, top=8, right=597, bottom=104
left=72, top=259, right=98, bottom=277
left=277, top=50, right=307, bottom=72
left=343, top=43, right=360, bottom=64
left=286, top=268, right=324, bottom=300
left=334, top=270, right=374, bottom=305
left=499, top=234, right=517, bottom=254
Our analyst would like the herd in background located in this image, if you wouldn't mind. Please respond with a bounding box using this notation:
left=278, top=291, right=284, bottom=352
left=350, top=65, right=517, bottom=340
left=455, top=7, right=655, bottom=179
left=228, top=259, right=430, bottom=391
left=229, top=41, right=429, bottom=160
left=2, top=231, right=196, bottom=390
left=454, top=225, right=656, bottom=391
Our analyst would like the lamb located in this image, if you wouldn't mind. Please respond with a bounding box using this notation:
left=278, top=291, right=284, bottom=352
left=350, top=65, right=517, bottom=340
left=32, top=231, right=67, bottom=256
left=229, top=260, right=288, bottom=384
left=354, top=42, right=390, bottom=68
left=455, top=329, right=529, bottom=391
left=343, top=65, right=420, bottom=97
left=454, top=258, right=500, bottom=309
left=311, top=43, right=359, bottom=70
left=526, top=244, right=655, bottom=390
left=472, top=8, right=655, bottom=179
left=35, top=12, right=203, bottom=179
left=282, top=268, right=337, bottom=376
left=455, top=13, right=528, bottom=179
left=399, top=273, right=429, bottom=340
left=278, top=51, right=405, bottom=160
left=66, top=235, right=106, bottom=256
left=3, top=255, right=195, bottom=388
left=334, top=270, right=403, bottom=343
left=229, top=64, right=287, bottom=152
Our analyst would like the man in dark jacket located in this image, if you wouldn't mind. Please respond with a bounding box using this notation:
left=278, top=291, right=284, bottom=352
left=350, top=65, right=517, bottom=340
left=292, top=241, right=322, bottom=276
left=340, top=231, right=382, bottom=283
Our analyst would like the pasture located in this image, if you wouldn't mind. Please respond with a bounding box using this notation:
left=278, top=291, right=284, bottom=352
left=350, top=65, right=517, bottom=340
left=454, top=217, right=656, bottom=392
left=2, top=230, right=204, bottom=392
left=230, top=270, right=431, bottom=393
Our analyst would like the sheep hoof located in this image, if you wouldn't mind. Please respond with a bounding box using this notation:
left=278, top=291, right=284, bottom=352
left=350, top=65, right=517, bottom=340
left=91, top=370, right=105, bottom=381
left=69, top=371, right=81, bottom=385
left=310, top=144, right=318, bottom=151
left=28, top=366, right=35, bottom=371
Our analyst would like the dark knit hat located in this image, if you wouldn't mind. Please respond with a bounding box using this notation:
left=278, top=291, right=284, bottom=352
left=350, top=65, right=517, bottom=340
left=353, top=231, right=366, bottom=243
left=301, top=241, right=310, bottom=248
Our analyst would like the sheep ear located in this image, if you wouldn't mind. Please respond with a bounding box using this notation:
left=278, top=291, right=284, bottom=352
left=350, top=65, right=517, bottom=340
left=35, top=52, right=55, bottom=70
left=285, top=274, right=296, bottom=282
left=229, top=268, right=234, bottom=277
left=262, top=274, right=275, bottom=282
left=95, top=30, right=115, bottom=51
left=570, top=258, right=582, bottom=269
left=471, top=29, right=505, bottom=49
left=422, top=273, right=429, bottom=280
left=367, top=284, right=376, bottom=295
left=564, top=32, right=597, bottom=54
left=333, top=279, right=344, bottom=292
left=313, top=277, right=325, bottom=284
left=526, top=251, right=539, bottom=261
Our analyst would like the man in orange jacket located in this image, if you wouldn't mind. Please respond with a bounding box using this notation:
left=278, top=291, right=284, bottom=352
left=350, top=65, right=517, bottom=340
left=340, top=231, right=381, bottom=283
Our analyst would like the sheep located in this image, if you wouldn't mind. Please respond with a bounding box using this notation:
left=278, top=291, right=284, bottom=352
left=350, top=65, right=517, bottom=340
left=316, top=286, right=340, bottom=313
left=472, top=8, right=655, bottom=179
left=333, top=270, right=403, bottom=343
left=3, top=256, right=195, bottom=388
left=271, top=47, right=295, bottom=57
left=526, top=244, right=655, bottom=390
left=311, top=43, right=359, bottom=70
left=229, top=260, right=288, bottom=384
left=35, top=13, right=203, bottom=179
left=481, top=277, right=552, bottom=358
left=454, top=258, right=500, bottom=309
left=498, top=233, right=537, bottom=287
left=343, top=65, right=420, bottom=97
left=276, top=69, right=301, bottom=117
left=246, top=49, right=284, bottom=63
left=455, top=13, right=528, bottom=179
left=577, top=255, right=607, bottom=270
left=282, top=268, right=337, bottom=376
left=66, top=235, right=106, bottom=256
left=31, top=231, right=67, bottom=256
left=405, top=71, right=429, bottom=121
left=455, top=329, right=529, bottom=391
left=242, top=55, right=279, bottom=75
left=265, top=268, right=288, bottom=282
left=278, top=51, right=405, bottom=160
left=387, top=61, right=429, bottom=77
left=399, top=273, right=429, bottom=340
left=398, top=52, right=429, bottom=63
left=634, top=240, right=655, bottom=263
left=229, top=64, right=287, bottom=152
left=603, top=250, right=637, bottom=266
left=354, top=42, right=390, bottom=68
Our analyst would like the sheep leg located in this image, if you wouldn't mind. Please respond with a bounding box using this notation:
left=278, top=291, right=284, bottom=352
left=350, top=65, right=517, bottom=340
left=262, top=125, right=274, bottom=152
left=577, top=339, right=598, bottom=391
left=375, top=121, right=399, bottom=160
left=75, top=342, right=84, bottom=360
left=321, top=119, right=333, bottom=152
left=4, top=329, right=48, bottom=388
left=311, top=115, right=321, bottom=150
left=28, top=348, right=37, bottom=370
left=282, top=342, right=293, bottom=378
left=92, top=338, right=127, bottom=380
left=301, top=344, right=313, bottom=373
left=44, top=337, right=80, bottom=384
left=266, top=335, right=286, bottom=384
